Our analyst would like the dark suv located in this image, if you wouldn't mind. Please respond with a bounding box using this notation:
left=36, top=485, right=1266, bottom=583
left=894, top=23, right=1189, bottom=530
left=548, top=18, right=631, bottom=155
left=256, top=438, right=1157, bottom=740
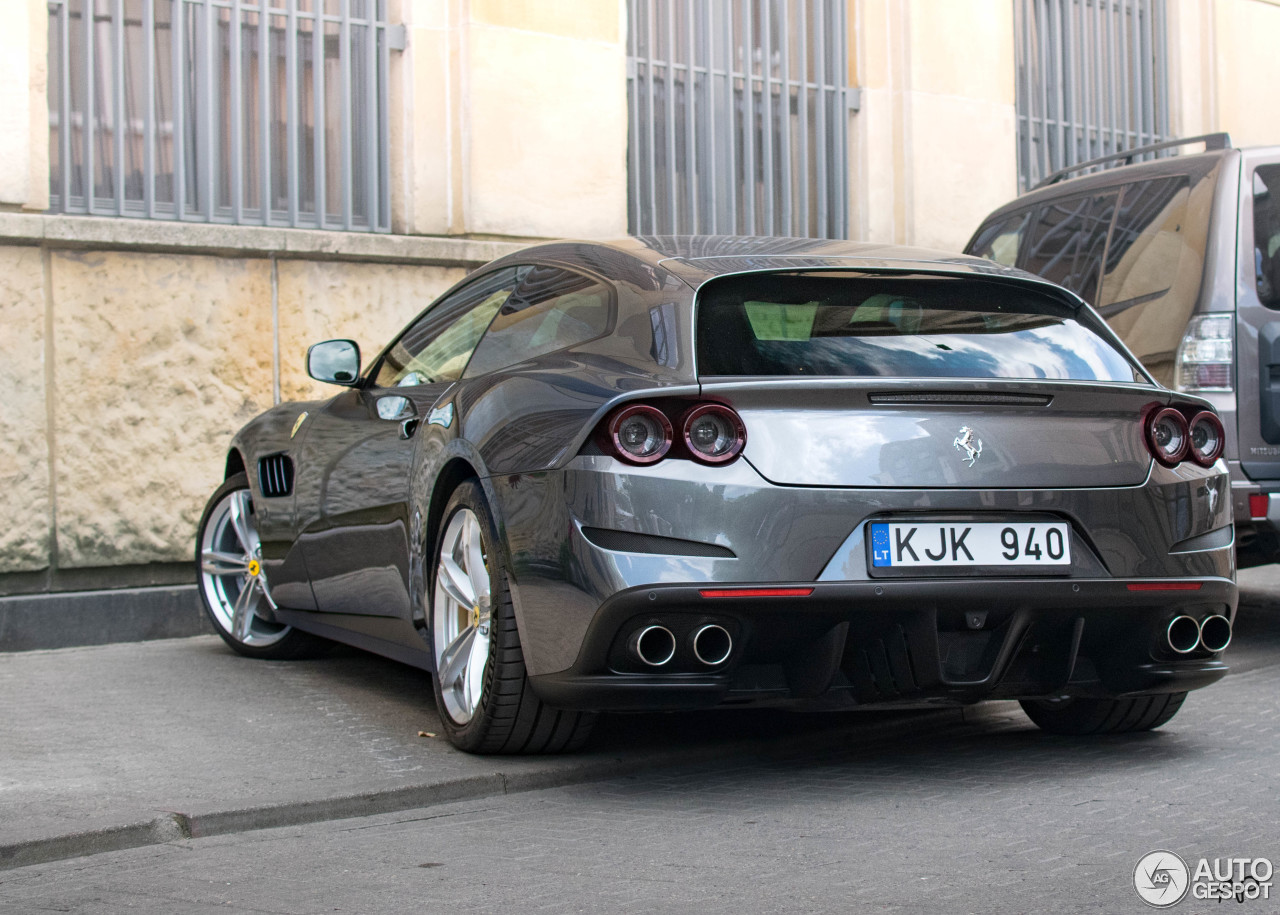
left=967, top=134, right=1280, bottom=565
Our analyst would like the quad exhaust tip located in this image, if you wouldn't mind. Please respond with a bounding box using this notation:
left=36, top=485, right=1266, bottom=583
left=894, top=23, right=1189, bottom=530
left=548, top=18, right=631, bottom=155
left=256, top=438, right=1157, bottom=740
left=630, top=625, right=677, bottom=667
left=1166, top=615, right=1201, bottom=654
left=691, top=624, right=733, bottom=667
left=1199, top=614, right=1232, bottom=653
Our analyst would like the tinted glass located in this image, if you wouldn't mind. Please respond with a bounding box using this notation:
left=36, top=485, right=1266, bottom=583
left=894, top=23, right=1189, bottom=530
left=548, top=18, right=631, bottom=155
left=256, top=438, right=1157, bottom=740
left=374, top=268, right=521, bottom=387
left=463, top=266, right=611, bottom=378
left=696, top=274, right=1140, bottom=382
left=967, top=211, right=1030, bottom=267
left=1019, top=193, right=1117, bottom=304
left=1096, top=176, right=1203, bottom=385
left=1254, top=165, right=1280, bottom=308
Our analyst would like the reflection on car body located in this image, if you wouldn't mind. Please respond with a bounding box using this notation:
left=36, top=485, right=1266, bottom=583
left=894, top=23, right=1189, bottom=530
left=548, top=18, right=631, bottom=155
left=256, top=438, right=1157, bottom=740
left=196, top=236, right=1237, bottom=754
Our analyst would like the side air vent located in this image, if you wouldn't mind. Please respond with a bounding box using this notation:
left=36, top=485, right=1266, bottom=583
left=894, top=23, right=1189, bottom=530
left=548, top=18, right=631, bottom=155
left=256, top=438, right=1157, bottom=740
left=257, top=453, right=295, bottom=498
left=581, top=527, right=735, bottom=558
left=868, top=392, right=1053, bottom=407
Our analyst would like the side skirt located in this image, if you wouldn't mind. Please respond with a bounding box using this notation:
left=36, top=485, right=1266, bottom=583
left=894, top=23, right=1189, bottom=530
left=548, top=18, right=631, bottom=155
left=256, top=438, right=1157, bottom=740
left=274, top=608, right=434, bottom=672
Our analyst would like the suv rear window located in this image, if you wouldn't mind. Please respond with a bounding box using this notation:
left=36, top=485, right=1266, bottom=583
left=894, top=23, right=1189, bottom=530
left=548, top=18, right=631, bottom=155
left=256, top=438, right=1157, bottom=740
left=696, top=274, right=1142, bottom=382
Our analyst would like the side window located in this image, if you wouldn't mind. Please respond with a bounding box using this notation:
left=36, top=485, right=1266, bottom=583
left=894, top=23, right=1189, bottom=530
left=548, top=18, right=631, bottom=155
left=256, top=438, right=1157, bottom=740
left=967, top=211, right=1030, bottom=267
left=1019, top=193, right=1117, bottom=305
left=1254, top=165, right=1280, bottom=308
left=463, top=266, right=612, bottom=378
left=373, top=268, right=522, bottom=388
left=1096, top=176, right=1204, bottom=385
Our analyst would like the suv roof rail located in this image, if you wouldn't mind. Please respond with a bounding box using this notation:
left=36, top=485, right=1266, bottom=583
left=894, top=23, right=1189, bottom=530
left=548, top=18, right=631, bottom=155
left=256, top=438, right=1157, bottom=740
left=1033, top=133, right=1233, bottom=189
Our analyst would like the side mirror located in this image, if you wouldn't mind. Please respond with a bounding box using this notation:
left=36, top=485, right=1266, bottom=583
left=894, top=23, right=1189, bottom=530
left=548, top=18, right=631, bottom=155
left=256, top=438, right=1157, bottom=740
left=307, top=339, right=361, bottom=386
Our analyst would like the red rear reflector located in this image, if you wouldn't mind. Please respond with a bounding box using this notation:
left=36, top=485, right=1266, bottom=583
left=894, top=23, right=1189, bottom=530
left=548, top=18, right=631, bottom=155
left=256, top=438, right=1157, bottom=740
left=1250, top=494, right=1270, bottom=519
left=1126, top=582, right=1203, bottom=592
left=699, top=587, right=814, bottom=599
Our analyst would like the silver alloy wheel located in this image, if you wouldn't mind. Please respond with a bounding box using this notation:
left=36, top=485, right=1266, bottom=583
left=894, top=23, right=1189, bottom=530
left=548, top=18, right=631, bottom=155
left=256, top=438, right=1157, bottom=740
left=199, top=487, right=289, bottom=647
left=432, top=507, right=493, bottom=725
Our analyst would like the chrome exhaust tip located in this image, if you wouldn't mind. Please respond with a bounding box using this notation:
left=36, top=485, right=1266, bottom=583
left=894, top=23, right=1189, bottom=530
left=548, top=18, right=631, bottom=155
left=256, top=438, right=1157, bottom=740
left=1166, top=615, right=1201, bottom=654
left=1198, top=614, right=1232, bottom=653
left=691, top=624, right=733, bottom=667
left=630, top=625, right=676, bottom=667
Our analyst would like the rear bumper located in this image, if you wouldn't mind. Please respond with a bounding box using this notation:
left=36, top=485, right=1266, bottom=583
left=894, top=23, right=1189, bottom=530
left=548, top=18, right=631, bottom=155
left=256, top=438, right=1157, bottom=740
left=528, top=576, right=1236, bottom=712
left=493, top=457, right=1234, bottom=677
left=1233, top=488, right=1280, bottom=566
left=1229, top=461, right=1280, bottom=565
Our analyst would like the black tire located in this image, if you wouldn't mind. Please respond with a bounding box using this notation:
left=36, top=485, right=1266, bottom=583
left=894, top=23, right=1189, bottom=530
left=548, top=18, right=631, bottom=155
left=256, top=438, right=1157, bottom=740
left=429, top=480, right=596, bottom=754
left=1019, top=692, right=1187, bottom=736
left=195, top=472, right=327, bottom=660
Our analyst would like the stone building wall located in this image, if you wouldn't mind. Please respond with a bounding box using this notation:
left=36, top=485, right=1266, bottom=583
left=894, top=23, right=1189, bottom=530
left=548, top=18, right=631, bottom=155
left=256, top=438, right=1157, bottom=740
left=0, top=216, right=521, bottom=591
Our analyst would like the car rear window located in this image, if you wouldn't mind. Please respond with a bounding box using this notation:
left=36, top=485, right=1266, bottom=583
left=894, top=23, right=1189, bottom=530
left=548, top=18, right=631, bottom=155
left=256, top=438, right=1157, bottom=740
left=695, top=274, right=1142, bottom=382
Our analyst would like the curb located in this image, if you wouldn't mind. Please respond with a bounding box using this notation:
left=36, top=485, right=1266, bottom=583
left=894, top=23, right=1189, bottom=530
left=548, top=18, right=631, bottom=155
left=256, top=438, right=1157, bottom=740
left=0, top=586, right=211, bottom=652
left=0, top=707, right=979, bottom=871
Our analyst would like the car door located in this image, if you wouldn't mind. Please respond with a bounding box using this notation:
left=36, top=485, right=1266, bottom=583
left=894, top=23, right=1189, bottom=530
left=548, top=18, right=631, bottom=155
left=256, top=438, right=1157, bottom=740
left=292, top=267, right=523, bottom=618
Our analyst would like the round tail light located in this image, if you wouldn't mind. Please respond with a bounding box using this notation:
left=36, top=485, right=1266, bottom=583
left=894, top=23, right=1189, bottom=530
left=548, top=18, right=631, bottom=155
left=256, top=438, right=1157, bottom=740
left=606, top=405, right=672, bottom=465
left=1188, top=411, right=1225, bottom=466
left=681, top=404, right=746, bottom=464
left=1146, top=407, right=1190, bottom=466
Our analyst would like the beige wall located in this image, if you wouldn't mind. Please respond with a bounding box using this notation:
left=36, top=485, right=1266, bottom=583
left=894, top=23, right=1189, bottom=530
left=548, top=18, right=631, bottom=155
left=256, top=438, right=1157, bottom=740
left=401, top=0, right=629, bottom=239
left=1167, top=0, right=1280, bottom=147
left=850, top=0, right=1018, bottom=251
left=0, top=224, right=493, bottom=575
left=49, top=251, right=276, bottom=568
left=0, top=0, right=47, bottom=210
left=277, top=260, right=468, bottom=402
left=1213, top=0, right=1280, bottom=147
left=0, top=246, right=50, bottom=572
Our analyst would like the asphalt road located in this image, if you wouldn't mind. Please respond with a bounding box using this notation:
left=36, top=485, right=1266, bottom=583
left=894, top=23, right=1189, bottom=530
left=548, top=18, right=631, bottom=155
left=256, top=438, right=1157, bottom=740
left=3, top=570, right=1280, bottom=913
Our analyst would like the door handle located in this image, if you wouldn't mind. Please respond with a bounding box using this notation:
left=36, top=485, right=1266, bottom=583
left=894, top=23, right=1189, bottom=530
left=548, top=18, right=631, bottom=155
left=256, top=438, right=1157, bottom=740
left=400, top=417, right=421, bottom=440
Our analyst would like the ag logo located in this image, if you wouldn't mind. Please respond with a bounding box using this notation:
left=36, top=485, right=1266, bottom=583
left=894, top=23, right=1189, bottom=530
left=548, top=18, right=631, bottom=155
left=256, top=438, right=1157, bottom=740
left=1134, top=850, right=1190, bottom=907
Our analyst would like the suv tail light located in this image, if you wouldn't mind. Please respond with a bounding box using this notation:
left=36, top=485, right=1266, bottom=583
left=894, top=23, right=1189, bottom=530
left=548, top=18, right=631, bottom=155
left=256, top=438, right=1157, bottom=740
left=1187, top=411, right=1225, bottom=466
left=1174, top=313, right=1233, bottom=392
left=1145, top=407, right=1190, bottom=466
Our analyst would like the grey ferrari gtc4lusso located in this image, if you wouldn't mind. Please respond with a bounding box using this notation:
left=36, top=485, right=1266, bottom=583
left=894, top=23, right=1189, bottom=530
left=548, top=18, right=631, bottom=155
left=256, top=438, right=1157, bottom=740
left=197, top=237, right=1236, bottom=754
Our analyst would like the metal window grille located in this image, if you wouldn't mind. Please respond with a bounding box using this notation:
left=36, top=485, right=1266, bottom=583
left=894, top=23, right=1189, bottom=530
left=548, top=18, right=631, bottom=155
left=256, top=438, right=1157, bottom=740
left=626, top=0, right=848, bottom=239
left=1015, top=0, right=1170, bottom=192
left=47, top=0, right=393, bottom=231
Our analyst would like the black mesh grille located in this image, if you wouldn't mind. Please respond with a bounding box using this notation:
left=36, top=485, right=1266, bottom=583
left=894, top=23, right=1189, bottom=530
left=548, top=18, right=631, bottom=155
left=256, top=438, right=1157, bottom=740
left=257, top=453, right=294, bottom=498
left=844, top=625, right=920, bottom=703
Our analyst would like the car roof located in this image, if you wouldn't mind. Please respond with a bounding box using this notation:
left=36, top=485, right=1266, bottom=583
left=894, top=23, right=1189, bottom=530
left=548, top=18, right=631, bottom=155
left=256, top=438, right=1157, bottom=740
left=489, top=235, right=1049, bottom=291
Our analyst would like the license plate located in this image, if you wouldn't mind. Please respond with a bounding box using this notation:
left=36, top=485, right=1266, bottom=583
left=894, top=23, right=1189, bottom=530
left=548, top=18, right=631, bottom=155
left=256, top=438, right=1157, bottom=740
left=869, top=522, right=1071, bottom=569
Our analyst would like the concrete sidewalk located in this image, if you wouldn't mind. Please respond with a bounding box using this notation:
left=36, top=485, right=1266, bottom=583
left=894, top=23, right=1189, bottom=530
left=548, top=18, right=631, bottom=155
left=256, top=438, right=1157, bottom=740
left=0, top=635, right=953, bottom=871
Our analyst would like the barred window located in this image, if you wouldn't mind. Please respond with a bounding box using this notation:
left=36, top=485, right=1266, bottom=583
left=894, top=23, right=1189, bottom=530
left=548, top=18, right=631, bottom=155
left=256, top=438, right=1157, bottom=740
left=1015, top=0, right=1171, bottom=191
left=47, top=0, right=393, bottom=231
left=626, top=0, right=848, bottom=239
